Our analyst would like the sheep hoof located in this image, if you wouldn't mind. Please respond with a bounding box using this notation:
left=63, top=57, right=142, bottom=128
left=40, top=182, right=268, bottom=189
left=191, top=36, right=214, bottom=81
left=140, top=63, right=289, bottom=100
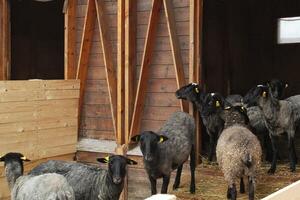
left=190, top=185, right=195, bottom=194
left=173, top=184, right=179, bottom=190
left=267, top=168, right=275, bottom=174
left=290, top=167, right=296, bottom=172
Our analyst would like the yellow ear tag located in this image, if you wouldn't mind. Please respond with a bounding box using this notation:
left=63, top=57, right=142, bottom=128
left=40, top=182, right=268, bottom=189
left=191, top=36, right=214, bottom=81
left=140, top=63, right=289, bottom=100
left=104, top=156, right=110, bottom=162
left=159, top=136, right=165, bottom=143
left=285, top=83, right=289, bottom=88
left=21, top=156, right=27, bottom=161
left=216, top=100, right=220, bottom=107
left=195, top=88, right=199, bottom=93
left=262, top=91, right=267, bottom=98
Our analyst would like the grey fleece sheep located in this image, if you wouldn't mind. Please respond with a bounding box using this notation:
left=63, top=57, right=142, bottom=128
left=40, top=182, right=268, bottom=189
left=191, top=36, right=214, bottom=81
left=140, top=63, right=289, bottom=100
left=29, top=155, right=137, bottom=200
left=216, top=106, right=262, bottom=200
left=243, top=84, right=298, bottom=174
left=131, top=111, right=195, bottom=195
left=0, top=152, right=74, bottom=200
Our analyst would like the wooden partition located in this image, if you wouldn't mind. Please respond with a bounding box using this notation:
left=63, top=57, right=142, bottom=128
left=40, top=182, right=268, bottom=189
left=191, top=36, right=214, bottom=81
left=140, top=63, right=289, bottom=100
left=0, top=80, right=80, bottom=199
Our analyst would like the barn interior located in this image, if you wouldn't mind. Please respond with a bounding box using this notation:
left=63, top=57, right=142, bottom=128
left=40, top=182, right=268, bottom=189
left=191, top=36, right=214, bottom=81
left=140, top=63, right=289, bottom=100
left=1, top=0, right=300, bottom=199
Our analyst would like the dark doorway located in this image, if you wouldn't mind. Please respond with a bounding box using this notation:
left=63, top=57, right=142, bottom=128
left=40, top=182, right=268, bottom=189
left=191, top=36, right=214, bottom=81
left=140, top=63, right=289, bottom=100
left=10, top=0, right=64, bottom=80
left=201, top=0, right=300, bottom=159
left=202, top=0, right=300, bottom=97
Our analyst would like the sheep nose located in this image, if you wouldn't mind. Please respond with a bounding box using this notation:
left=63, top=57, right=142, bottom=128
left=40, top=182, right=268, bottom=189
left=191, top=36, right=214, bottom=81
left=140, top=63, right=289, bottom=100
left=113, top=177, right=122, bottom=184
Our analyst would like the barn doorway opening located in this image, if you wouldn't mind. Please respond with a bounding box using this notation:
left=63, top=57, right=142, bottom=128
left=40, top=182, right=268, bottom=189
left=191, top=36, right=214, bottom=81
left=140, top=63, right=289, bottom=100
left=10, top=0, right=64, bottom=80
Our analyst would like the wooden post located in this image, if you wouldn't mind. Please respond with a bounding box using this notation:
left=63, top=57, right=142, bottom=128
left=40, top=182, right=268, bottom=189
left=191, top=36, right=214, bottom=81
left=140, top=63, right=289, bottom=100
left=76, top=0, right=96, bottom=120
left=95, top=0, right=118, bottom=138
left=64, top=0, right=77, bottom=79
left=124, top=0, right=136, bottom=144
left=117, top=0, right=125, bottom=145
left=163, top=0, right=188, bottom=113
left=189, top=0, right=203, bottom=164
left=129, top=0, right=162, bottom=139
left=0, top=0, right=9, bottom=80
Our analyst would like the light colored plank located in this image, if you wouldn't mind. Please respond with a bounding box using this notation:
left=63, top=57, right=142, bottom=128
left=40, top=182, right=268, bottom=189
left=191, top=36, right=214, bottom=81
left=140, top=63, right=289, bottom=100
left=125, top=0, right=137, bottom=144
left=65, top=0, right=77, bottom=79
left=163, top=0, right=188, bottom=112
left=129, top=0, right=163, bottom=139
left=95, top=0, right=117, bottom=136
left=76, top=0, right=96, bottom=119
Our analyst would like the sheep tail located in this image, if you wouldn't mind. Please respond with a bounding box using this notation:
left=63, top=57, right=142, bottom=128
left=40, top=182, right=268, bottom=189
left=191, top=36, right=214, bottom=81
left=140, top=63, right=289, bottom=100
left=242, top=153, right=252, bottom=168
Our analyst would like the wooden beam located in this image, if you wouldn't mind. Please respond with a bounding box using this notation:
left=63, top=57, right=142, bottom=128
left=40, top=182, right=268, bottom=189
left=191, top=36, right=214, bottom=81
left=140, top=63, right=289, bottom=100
left=95, top=0, right=117, bottom=137
left=189, top=0, right=203, bottom=164
left=64, top=0, right=77, bottom=79
left=76, top=0, right=96, bottom=119
left=163, top=0, right=188, bottom=113
left=0, top=0, right=9, bottom=80
left=129, top=0, right=162, bottom=139
left=125, top=0, right=136, bottom=144
left=117, top=0, right=125, bottom=145
left=115, top=144, right=128, bottom=200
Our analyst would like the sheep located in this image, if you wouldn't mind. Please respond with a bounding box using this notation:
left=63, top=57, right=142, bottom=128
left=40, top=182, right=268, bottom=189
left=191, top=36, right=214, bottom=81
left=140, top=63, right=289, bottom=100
left=216, top=105, right=262, bottom=200
left=131, top=111, right=195, bottom=195
left=243, top=84, right=298, bottom=174
left=175, top=83, right=224, bottom=161
left=29, top=155, right=138, bottom=200
left=0, top=152, right=74, bottom=200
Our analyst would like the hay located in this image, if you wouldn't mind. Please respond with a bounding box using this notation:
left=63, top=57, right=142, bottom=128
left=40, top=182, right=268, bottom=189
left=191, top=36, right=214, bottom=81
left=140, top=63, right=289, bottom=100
left=171, top=163, right=300, bottom=200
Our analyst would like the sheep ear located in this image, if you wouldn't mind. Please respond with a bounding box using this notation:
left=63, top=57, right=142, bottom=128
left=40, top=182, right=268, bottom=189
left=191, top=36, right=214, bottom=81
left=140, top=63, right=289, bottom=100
left=285, top=83, right=289, bottom=88
left=158, top=135, right=168, bottom=143
left=131, top=135, right=141, bottom=143
left=194, top=87, right=200, bottom=93
left=126, top=158, right=138, bottom=165
left=20, top=156, right=31, bottom=162
left=224, top=106, right=231, bottom=110
left=262, top=91, right=267, bottom=98
left=97, top=156, right=110, bottom=163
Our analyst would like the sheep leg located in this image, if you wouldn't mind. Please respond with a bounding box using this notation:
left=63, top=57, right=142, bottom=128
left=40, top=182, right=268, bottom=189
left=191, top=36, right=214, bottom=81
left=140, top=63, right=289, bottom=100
left=268, top=134, right=278, bottom=174
left=148, top=175, right=157, bottom=195
left=161, top=175, right=170, bottom=194
left=248, top=176, right=255, bottom=200
left=173, top=164, right=183, bottom=190
left=227, top=184, right=237, bottom=200
left=190, top=144, right=196, bottom=194
left=208, top=132, right=215, bottom=162
left=263, top=132, right=273, bottom=162
left=240, top=178, right=245, bottom=193
left=288, top=135, right=296, bottom=172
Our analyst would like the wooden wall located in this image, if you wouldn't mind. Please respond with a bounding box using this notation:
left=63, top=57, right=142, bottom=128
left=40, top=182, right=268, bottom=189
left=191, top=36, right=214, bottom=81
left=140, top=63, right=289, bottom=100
left=0, top=80, right=79, bottom=199
left=77, top=0, right=191, bottom=140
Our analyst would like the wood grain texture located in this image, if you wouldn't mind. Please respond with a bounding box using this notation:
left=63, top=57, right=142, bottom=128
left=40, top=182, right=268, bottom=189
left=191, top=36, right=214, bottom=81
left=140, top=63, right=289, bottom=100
left=76, top=0, right=96, bottom=119
left=0, top=0, right=9, bottom=80
left=163, top=0, right=188, bottom=112
left=129, top=0, right=163, bottom=139
left=95, top=0, right=117, bottom=136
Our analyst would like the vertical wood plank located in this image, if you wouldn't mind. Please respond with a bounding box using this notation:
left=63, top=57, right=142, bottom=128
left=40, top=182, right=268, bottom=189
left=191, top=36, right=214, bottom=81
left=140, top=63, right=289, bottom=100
left=129, top=0, right=162, bottom=138
left=0, top=0, right=9, bottom=80
left=76, top=0, right=96, bottom=119
left=95, top=0, right=117, bottom=137
left=189, top=0, right=203, bottom=164
left=64, top=0, right=77, bottom=79
left=125, top=0, right=136, bottom=144
left=163, top=0, right=188, bottom=113
left=115, top=144, right=128, bottom=200
left=117, top=0, right=125, bottom=145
